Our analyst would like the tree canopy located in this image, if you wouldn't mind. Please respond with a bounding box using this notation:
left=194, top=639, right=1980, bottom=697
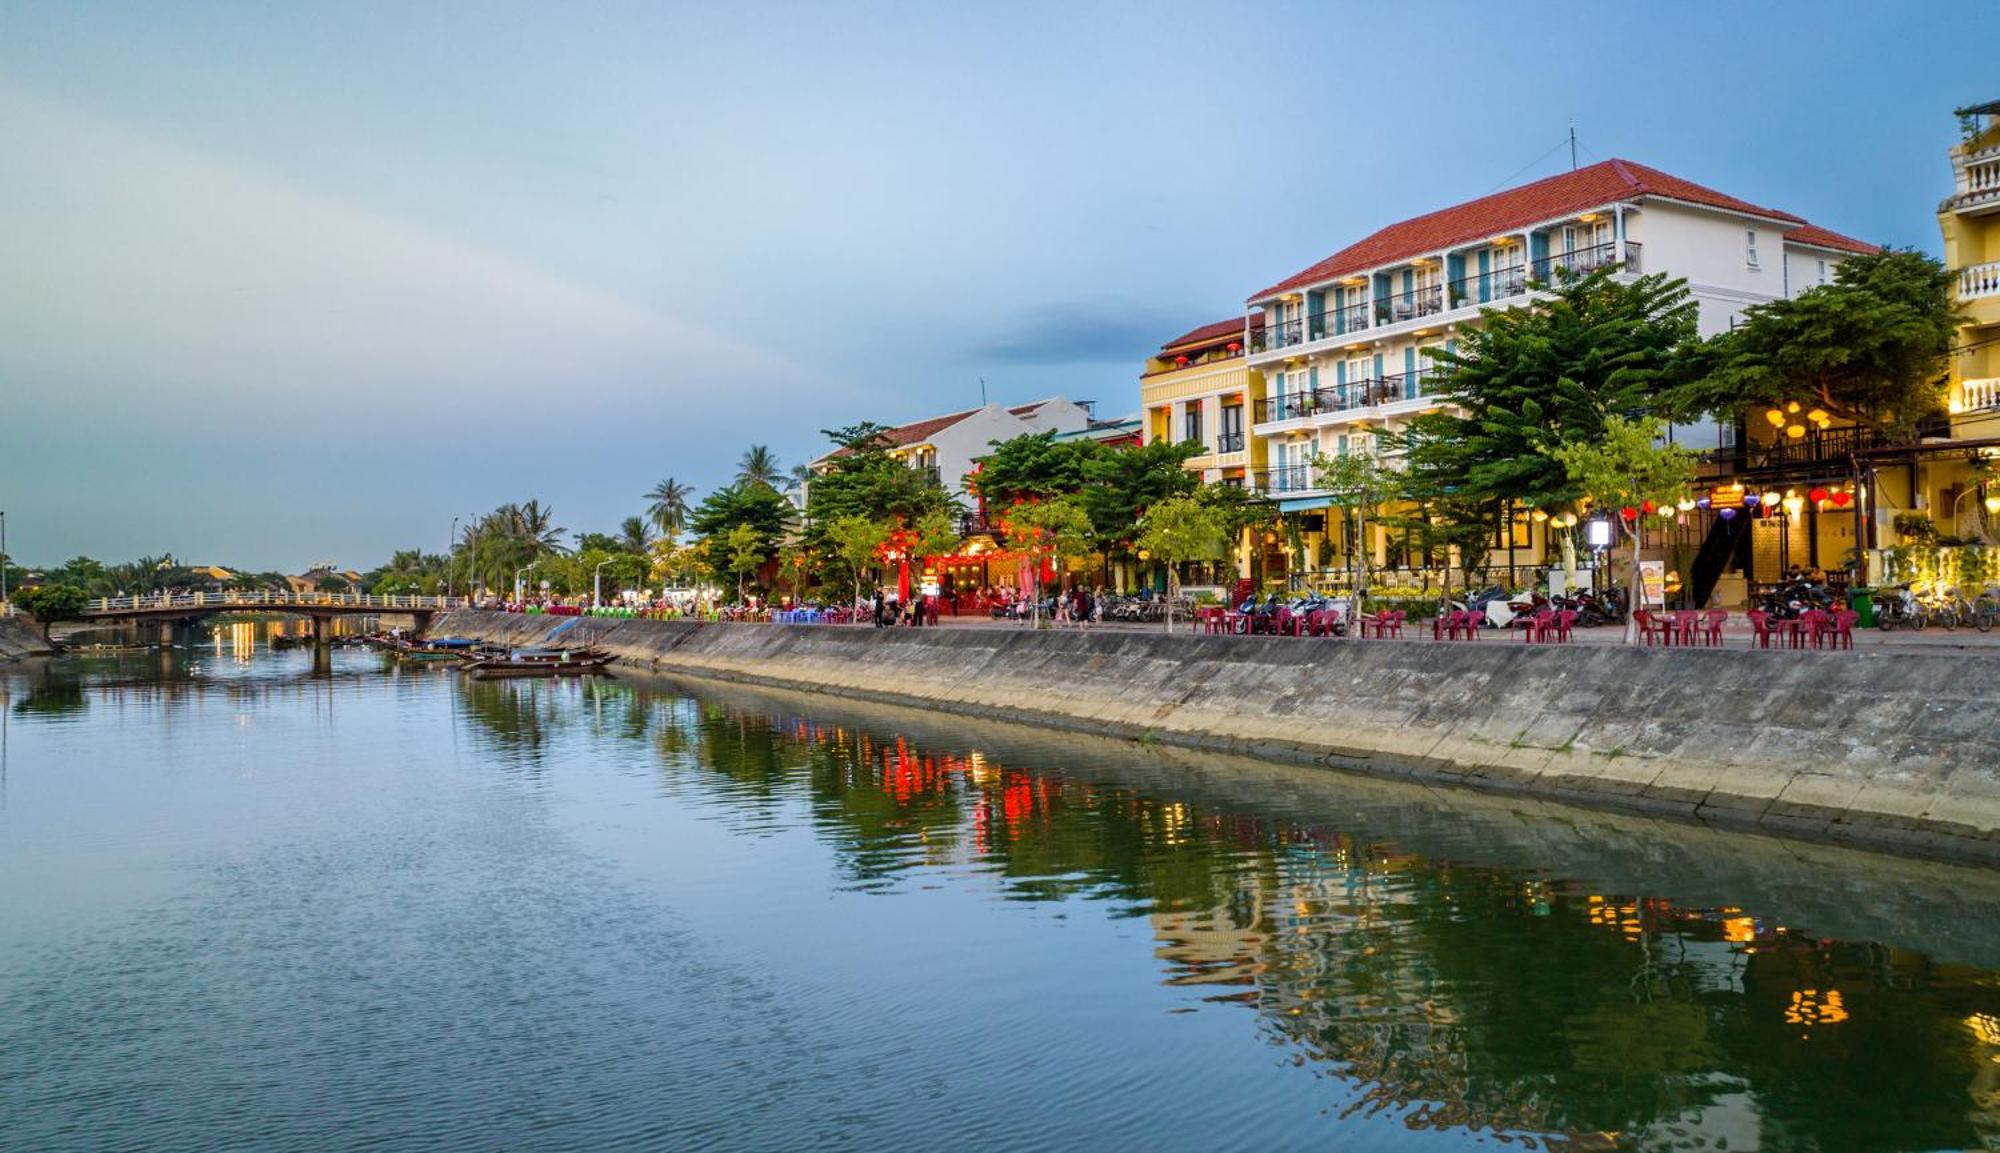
left=1663, top=248, right=1959, bottom=435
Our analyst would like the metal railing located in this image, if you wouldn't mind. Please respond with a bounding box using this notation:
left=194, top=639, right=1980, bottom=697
left=1374, top=284, right=1446, bottom=326
left=1253, top=464, right=1315, bottom=495
left=1215, top=431, right=1245, bottom=454
left=1252, top=373, right=1436, bottom=425
left=1534, top=240, right=1640, bottom=279
left=77, top=590, right=469, bottom=617
left=1961, top=260, right=2000, bottom=301
left=1446, top=266, right=1529, bottom=308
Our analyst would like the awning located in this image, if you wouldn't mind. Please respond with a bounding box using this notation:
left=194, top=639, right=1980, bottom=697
left=1278, top=497, right=1332, bottom=513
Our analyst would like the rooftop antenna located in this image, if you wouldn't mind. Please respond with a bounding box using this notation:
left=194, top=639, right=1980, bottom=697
left=1569, top=121, right=1577, bottom=171
left=979, top=377, right=988, bottom=406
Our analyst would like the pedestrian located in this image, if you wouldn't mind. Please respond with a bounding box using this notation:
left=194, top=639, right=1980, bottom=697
left=872, top=589, right=885, bottom=628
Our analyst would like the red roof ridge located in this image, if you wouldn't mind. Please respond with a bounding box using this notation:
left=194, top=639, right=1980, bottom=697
left=1785, top=222, right=1880, bottom=255
left=1161, top=314, right=1263, bottom=352
left=1249, top=158, right=1814, bottom=302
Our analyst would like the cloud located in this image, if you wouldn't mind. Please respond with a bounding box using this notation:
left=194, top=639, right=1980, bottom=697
left=972, top=300, right=1195, bottom=366
left=0, top=86, right=809, bottom=419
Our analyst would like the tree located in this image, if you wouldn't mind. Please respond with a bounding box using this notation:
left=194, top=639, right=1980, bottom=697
left=1549, top=415, right=1697, bottom=645
left=1005, top=497, right=1094, bottom=627
left=14, top=583, right=88, bottom=637
left=824, top=515, right=890, bottom=611
left=1076, top=439, right=1203, bottom=561
left=1666, top=249, right=1958, bottom=436
left=1195, top=483, right=1276, bottom=589
left=687, top=480, right=797, bottom=561
left=618, top=516, right=655, bottom=556
left=737, top=445, right=783, bottom=489
left=1402, top=270, right=1700, bottom=517
left=804, top=424, right=954, bottom=542
left=1134, top=497, right=1227, bottom=632
left=644, top=477, right=694, bottom=542
left=722, top=523, right=766, bottom=601
left=975, top=431, right=1095, bottom=508
left=1314, top=450, right=1401, bottom=633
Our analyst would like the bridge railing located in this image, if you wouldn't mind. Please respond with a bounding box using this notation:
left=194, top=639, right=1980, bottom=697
left=80, top=591, right=470, bottom=616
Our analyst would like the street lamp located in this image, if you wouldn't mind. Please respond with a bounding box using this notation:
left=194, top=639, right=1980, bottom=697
left=447, top=516, right=459, bottom=600
left=514, top=563, right=536, bottom=605
left=1, top=509, right=8, bottom=609
left=593, top=558, right=615, bottom=608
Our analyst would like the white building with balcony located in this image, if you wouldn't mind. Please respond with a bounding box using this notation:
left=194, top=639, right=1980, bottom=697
left=1241, top=159, right=1874, bottom=510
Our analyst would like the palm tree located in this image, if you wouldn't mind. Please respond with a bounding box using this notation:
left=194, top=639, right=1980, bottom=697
left=618, top=516, right=654, bottom=555
left=737, top=445, right=782, bottom=489
left=787, top=463, right=813, bottom=493
left=644, top=477, right=693, bottom=541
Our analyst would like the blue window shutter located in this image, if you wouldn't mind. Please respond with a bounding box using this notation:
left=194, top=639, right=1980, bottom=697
left=1337, top=434, right=1348, bottom=457
left=1332, top=286, right=1345, bottom=334
left=1401, top=269, right=1414, bottom=301
left=1274, top=370, right=1287, bottom=419
left=1335, top=360, right=1347, bottom=406
left=1478, top=250, right=1491, bottom=303
left=1373, top=353, right=1384, bottom=382
left=1403, top=348, right=1417, bottom=398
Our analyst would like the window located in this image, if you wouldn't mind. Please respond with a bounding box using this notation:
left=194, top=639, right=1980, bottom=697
left=1745, top=230, right=1760, bottom=269
left=1218, top=404, right=1244, bottom=452
left=1817, top=259, right=1828, bottom=285
left=1183, top=404, right=1203, bottom=447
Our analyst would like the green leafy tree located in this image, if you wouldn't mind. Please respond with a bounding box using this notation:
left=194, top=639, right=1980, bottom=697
left=618, top=516, right=655, bottom=556
left=824, top=514, right=890, bottom=611
left=1076, top=439, right=1203, bottom=558
left=1403, top=270, right=1700, bottom=519
left=722, top=523, right=766, bottom=601
left=1195, top=483, right=1275, bottom=588
left=1134, top=496, right=1226, bottom=631
left=804, top=424, right=954, bottom=537
left=1006, top=497, right=1094, bottom=627
left=1314, top=450, right=1402, bottom=631
left=14, top=583, right=88, bottom=637
left=1666, top=249, right=1958, bottom=436
left=688, top=480, right=797, bottom=561
left=1549, top=415, right=1697, bottom=645
left=737, top=444, right=784, bottom=489
left=974, top=431, right=1096, bottom=508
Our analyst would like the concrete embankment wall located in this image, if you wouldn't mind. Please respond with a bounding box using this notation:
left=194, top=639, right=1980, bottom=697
left=0, top=616, right=55, bottom=661
left=431, top=611, right=2000, bottom=865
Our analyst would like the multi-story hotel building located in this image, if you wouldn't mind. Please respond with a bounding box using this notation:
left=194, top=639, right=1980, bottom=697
left=1234, top=158, right=1872, bottom=585
left=1945, top=100, right=2000, bottom=433
left=1140, top=316, right=1269, bottom=487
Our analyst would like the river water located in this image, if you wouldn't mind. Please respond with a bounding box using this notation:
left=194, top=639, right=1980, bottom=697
left=5, top=631, right=2000, bottom=1152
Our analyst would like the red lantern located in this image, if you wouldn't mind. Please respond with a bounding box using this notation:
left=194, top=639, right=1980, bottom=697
left=1641, top=499, right=1655, bottom=514
left=1620, top=507, right=1638, bottom=520
left=1808, top=486, right=1829, bottom=503
left=1175, top=355, right=1191, bottom=366
left=1831, top=491, right=1853, bottom=507
left=1226, top=341, right=1242, bottom=352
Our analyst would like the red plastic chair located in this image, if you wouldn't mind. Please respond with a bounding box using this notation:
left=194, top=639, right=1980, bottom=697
left=1382, top=609, right=1404, bottom=639
left=1700, top=609, right=1728, bottom=646
left=1523, top=609, right=1553, bottom=643
left=1828, top=609, right=1857, bottom=650
left=1747, top=610, right=1778, bottom=649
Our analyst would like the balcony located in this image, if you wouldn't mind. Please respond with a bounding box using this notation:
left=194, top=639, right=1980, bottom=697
left=1253, top=464, right=1315, bottom=495
left=1252, top=372, right=1434, bottom=425
left=1215, top=431, right=1245, bottom=454
left=1374, top=284, right=1446, bottom=326
left=960, top=512, right=997, bottom=536
left=1952, top=149, right=2000, bottom=213
left=1963, top=378, right=2000, bottom=413
left=1961, top=260, right=2000, bottom=302
left=1535, top=240, right=1641, bottom=280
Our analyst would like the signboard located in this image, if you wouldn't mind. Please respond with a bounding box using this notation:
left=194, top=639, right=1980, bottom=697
left=1708, top=483, right=1745, bottom=509
left=1639, top=560, right=1666, bottom=607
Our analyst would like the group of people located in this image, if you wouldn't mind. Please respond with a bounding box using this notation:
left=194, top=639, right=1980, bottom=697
left=870, top=590, right=941, bottom=628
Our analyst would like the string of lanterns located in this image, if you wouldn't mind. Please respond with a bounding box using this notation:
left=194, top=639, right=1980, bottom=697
left=1764, top=401, right=1833, bottom=441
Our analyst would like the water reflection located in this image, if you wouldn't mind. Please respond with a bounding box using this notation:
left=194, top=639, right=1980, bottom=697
left=452, top=677, right=2000, bottom=1150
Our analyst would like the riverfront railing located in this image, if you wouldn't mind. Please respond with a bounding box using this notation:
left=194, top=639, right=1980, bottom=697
left=79, top=591, right=469, bottom=616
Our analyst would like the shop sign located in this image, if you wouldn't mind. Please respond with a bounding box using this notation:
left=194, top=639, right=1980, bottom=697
left=1639, top=560, right=1666, bottom=606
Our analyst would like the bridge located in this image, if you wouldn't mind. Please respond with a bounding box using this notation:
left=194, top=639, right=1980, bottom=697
left=59, top=590, right=468, bottom=640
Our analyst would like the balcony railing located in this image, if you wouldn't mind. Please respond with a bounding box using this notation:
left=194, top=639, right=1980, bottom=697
left=1963, top=378, right=2000, bottom=413
left=1253, top=372, right=1436, bottom=424
left=1534, top=240, right=1641, bottom=279
left=1961, top=260, right=2000, bottom=301
left=1373, top=284, right=1445, bottom=326
left=960, top=512, right=996, bottom=536
left=1959, top=152, right=2000, bottom=210
left=1446, top=266, right=1529, bottom=308
left=1215, top=431, right=1245, bottom=454
left=1254, top=464, right=1315, bottom=495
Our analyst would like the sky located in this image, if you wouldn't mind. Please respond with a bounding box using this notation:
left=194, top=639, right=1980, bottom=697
left=0, top=0, right=1990, bottom=571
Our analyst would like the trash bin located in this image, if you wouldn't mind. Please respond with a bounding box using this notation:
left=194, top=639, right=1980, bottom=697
left=1848, top=587, right=1876, bottom=629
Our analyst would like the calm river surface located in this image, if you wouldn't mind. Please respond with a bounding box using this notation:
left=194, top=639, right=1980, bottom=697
left=6, top=630, right=2000, bottom=1152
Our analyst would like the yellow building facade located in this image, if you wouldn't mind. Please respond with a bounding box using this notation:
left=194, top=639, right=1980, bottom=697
left=1140, top=316, right=1270, bottom=582
left=1944, top=99, right=2000, bottom=435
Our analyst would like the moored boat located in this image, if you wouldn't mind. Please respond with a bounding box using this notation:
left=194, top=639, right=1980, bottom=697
left=460, top=646, right=612, bottom=677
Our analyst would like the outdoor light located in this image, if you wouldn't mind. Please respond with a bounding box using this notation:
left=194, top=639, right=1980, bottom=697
left=1782, top=494, right=1805, bottom=518
left=1695, top=496, right=1712, bottom=509
left=1719, top=508, right=1739, bottom=520
left=1530, top=509, right=1549, bottom=523
left=1985, top=494, right=2000, bottom=515
left=1765, top=408, right=1787, bottom=428
left=1762, top=491, right=1782, bottom=508
left=1786, top=424, right=1807, bottom=440
left=1676, top=499, right=1696, bottom=512
left=1786, top=401, right=1801, bottom=414
left=1584, top=518, right=1615, bottom=550
left=1744, top=493, right=1762, bottom=508
left=1809, top=486, right=1830, bottom=503
left=1808, top=408, right=1829, bottom=426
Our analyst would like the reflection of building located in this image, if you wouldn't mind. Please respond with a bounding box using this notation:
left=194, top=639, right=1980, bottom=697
left=1239, top=159, right=1870, bottom=589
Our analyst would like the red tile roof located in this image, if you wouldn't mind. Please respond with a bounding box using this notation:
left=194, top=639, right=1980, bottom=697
left=1249, top=158, right=1838, bottom=301
left=1162, top=313, right=1263, bottom=352
left=1784, top=223, right=1880, bottom=255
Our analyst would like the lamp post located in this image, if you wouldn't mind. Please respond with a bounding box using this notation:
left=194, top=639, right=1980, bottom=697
left=1, top=509, right=8, bottom=610
left=447, top=517, right=459, bottom=601
left=593, top=558, right=614, bottom=609
left=514, top=564, right=535, bottom=605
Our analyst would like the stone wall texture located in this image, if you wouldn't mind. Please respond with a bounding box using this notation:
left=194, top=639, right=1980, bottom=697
left=432, top=611, right=2000, bottom=865
left=0, top=615, right=55, bottom=661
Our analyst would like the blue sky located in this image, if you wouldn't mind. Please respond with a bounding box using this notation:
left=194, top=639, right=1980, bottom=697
left=0, top=0, right=1988, bottom=570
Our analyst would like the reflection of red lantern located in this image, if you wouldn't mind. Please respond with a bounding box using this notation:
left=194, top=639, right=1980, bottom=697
left=1809, top=486, right=1829, bottom=503
left=1831, top=491, right=1853, bottom=507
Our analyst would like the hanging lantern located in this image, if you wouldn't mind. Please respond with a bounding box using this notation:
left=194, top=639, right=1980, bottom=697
left=1530, top=509, right=1549, bottom=523
left=1676, top=499, right=1696, bottom=512
left=1744, top=493, right=1762, bottom=507
left=1719, top=507, right=1739, bottom=520
left=1695, top=496, right=1712, bottom=510
left=1985, top=494, right=2000, bottom=515
left=1226, top=341, right=1241, bottom=353
left=1808, top=486, right=1829, bottom=503
left=1831, top=491, right=1854, bottom=508
left=1641, top=499, right=1655, bottom=514
left=1620, top=506, right=1638, bottom=520
left=1786, top=401, right=1802, bottom=414
left=1762, top=491, right=1782, bottom=507
left=1786, top=424, right=1807, bottom=440
left=1807, top=408, right=1829, bottom=425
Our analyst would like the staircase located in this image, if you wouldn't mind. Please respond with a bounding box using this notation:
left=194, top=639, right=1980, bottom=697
left=1690, top=516, right=1749, bottom=609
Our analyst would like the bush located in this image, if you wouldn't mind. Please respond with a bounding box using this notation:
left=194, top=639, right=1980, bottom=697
left=13, top=583, right=89, bottom=635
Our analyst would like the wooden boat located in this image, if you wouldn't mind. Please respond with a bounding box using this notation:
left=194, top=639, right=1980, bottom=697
left=460, top=646, right=612, bottom=677
left=392, top=636, right=484, bottom=662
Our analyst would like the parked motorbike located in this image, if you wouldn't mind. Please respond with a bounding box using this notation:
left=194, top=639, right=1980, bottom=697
left=1873, top=584, right=1924, bottom=631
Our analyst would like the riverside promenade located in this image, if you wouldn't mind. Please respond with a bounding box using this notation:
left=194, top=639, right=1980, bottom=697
left=433, top=610, right=2000, bottom=867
